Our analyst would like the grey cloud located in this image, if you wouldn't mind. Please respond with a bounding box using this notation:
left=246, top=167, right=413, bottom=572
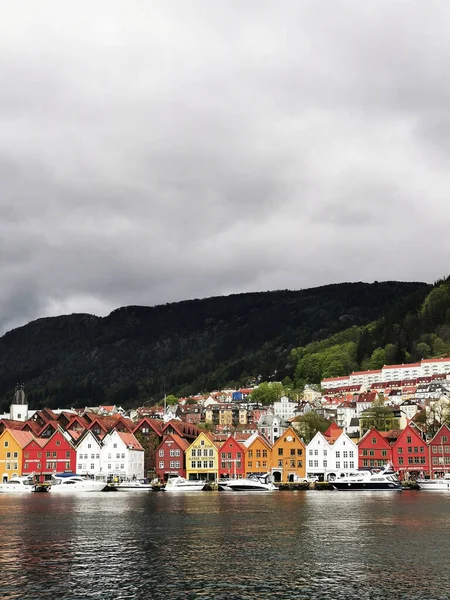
left=1, top=1, right=450, bottom=333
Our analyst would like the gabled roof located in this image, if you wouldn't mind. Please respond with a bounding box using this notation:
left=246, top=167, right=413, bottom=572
left=160, top=433, right=190, bottom=452
left=242, top=431, right=272, bottom=450
left=5, top=429, right=36, bottom=448
left=132, top=417, right=164, bottom=436
left=116, top=432, right=144, bottom=451
left=0, top=418, right=25, bottom=430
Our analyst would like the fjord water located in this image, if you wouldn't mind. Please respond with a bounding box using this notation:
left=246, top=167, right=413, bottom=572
left=1, top=491, right=449, bottom=600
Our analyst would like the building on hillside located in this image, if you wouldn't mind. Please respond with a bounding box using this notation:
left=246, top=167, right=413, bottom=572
left=357, top=428, right=393, bottom=469
left=399, top=401, right=421, bottom=429
left=336, top=401, right=358, bottom=435
left=270, top=426, right=306, bottom=483
left=257, top=413, right=288, bottom=444
left=155, top=433, right=190, bottom=481
left=273, top=396, right=300, bottom=421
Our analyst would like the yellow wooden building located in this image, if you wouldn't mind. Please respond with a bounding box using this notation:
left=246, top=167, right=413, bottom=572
left=185, top=431, right=219, bottom=481
left=270, top=426, right=306, bottom=483
left=0, top=429, right=35, bottom=482
left=244, top=433, right=272, bottom=477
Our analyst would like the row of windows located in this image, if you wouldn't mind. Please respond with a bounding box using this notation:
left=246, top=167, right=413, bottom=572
left=362, top=459, right=388, bottom=467
left=397, top=447, right=425, bottom=454
left=248, top=450, right=268, bottom=458
left=432, top=457, right=450, bottom=465
left=221, top=461, right=242, bottom=469
left=190, top=460, right=214, bottom=468
left=277, top=460, right=303, bottom=468
left=80, top=453, right=101, bottom=460
left=247, top=461, right=268, bottom=469
left=431, top=445, right=450, bottom=454
left=361, top=450, right=388, bottom=457
left=398, top=457, right=426, bottom=465
left=278, top=448, right=302, bottom=456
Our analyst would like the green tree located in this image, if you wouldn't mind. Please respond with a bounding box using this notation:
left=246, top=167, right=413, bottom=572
left=164, top=394, right=179, bottom=406
left=250, top=382, right=285, bottom=406
left=415, top=342, right=431, bottom=359
left=432, top=337, right=449, bottom=357
left=369, top=348, right=386, bottom=370
left=292, top=412, right=330, bottom=444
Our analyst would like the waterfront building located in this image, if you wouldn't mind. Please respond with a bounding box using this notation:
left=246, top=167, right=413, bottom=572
left=185, top=432, right=219, bottom=481
left=391, top=424, right=429, bottom=478
left=327, top=432, right=358, bottom=474
left=428, top=424, right=450, bottom=477
left=270, top=426, right=306, bottom=483
left=155, top=433, right=189, bottom=481
left=306, top=432, right=332, bottom=480
left=100, top=430, right=144, bottom=480
left=218, top=435, right=245, bottom=479
left=357, top=428, right=392, bottom=469
left=133, top=417, right=164, bottom=478
left=0, top=429, right=35, bottom=481
left=243, top=432, right=272, bottom=477
left=75, top=430, right=102, bottom=476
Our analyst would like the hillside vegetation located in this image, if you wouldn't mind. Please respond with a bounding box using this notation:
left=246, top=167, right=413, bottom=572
left=0, top=281, right=427, bottom=412
left=292, top=277, right=450, bottom=388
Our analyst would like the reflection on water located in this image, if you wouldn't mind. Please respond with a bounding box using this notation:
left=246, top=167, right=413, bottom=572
left=1, top=491, right=450, bottom=599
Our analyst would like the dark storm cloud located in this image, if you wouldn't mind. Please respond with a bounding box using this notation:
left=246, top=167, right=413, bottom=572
left=1, top=1, right=450, bottom=333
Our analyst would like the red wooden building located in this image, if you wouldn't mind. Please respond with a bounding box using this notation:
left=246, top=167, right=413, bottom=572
left=358, top=428, right=393, bottom=468
left=391, top=423, right=429, bottom=479
left=155, top=433, right=190, bottom=481
left=218, top=435, right=246, bottom=479
left=22, top=430, right=76, bottom=479
left=428, top=424, right=450, bottom=477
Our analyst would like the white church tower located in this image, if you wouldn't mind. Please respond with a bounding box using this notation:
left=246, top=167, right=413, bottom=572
left=10, top=386, right=28, bottom=422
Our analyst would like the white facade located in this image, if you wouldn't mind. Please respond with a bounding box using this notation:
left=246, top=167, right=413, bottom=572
left=349, top=370, right=382, bottom=387
left=321, top=376, right=350, bottom=390
left=273, top=396, right=299, bottom=420
left=100, top=430, right=144, bottom=479
left=327, top=433, right=358, bottom=473
left=306, top=432, right=332, bottom=477
left=76, top=431, right=102, bottom=476
left=257, top=414, right=287, bottom=444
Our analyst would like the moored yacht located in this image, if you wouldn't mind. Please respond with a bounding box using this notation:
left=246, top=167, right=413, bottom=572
left=50, top=474, right=107, bottom=493
left=329, top=464, right=402, bottom=491
left=0, top=475, right=50, bottom=493
left=164, top=476, right=207, bottom=492
left=219, top=473, right=276, bottom=492
left=114, top=478, right=154, bottom=491
left=417, top=474, right=450, bottom=491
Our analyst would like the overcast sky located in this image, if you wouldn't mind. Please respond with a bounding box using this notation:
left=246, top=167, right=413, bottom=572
left=1, top=1, right=450, bottom=334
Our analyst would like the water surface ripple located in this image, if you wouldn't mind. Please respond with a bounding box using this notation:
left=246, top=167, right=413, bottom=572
left=0, top=490, right=449, bottom=599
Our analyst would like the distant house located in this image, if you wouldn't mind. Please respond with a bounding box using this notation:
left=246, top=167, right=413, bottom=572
left=257, top=413, right=288, bottom=444
left=242, top=432, right=272, bottom=477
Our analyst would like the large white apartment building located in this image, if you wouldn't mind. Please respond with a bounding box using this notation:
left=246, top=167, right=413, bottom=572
left=322, top=357, right=450, bottom=390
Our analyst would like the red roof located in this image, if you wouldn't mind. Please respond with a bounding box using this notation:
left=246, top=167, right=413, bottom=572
left=117, top=432, right=144, bottom=451
left=8, top=430, right=36, bottom=447
left=422, top=357, right=450, bottom=363
left=383, top=363, right=421, bottom=369
left=351, top=370, right=382, bottom=376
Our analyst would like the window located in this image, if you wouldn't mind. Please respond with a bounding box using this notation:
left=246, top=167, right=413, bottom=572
left=209, top=461, right=214, bottom=468
left=203, top=461, right=208, bottom=468
left=191, top=460, right=197, bottom=468
left=248, top=450, right=253, bottom=458
left=203, top=449, right=208, bottom=457
left=170, top=461, right=180, bottom=469
left=37, top=452, right=42, bottom=458
left=159, top=449, right=164, bottom=457
left=116, top=453, right=120, bottom=459
left=349, top=462, right=354, bottom=468
left=314, top=449, right=318, bottom=456
left=248, top=461, right=253, bottom=468
left=192, top=449, right=196, bottom=457
left=108, top=464, right=111, bottom=470
left=121, top=453, right=125, bottom=459
left=407, top=436, right=412, bottom=444
left=362, top=449, right=368, bottom=456
left=369, top=450, right=375, bottom=457
left=278, top=448, right=283, bottom=456
left=88, top=444, right=91, bottom=449
left=56, top=440, right=61, bottom=446
left=46, top=451, right=51, bottom=457
left=209, top=449, right=214, bottom=457
left=407, top=447, right=412, bottom=454
left=309, top=449, right=313, bottom=456
left=323, top=450, right=327, bottom=456
left=336, top=462, right=340, bottom=468
left=52, top=452, right=57, bottom=458
left=308, top=461, right=313, bottom=467
left=24, top=452, right=29, bottom=459
left=90, top=464, right=95, bottom=470
left=297, top=449, right=303, bottom=456
left=237, top=452, right=242, bottom=459
left=335, top=451, right=340, bottom=458
left=414, top=447, right=418, bottom=454
left=113, top=443, right=117, bottom=448
left=159, top=461, right=164, bottom=469
left=78, top=464, right=82, bottom=470
left=443, top=436, right=448, bottom=443
left=314, top=460, right=318, bottom=467
left=262, top=450, right=267, bottom=458
left=6, top=452, right=11, bottom=459
left=372, top=437, right=377, bottom=444
left=343, top=451, right=348, bottom=458
left=4, top=441, right=8, bottom=448
left=398, top=457, right=403, bottom=465
left=382, top=450, right=387, bottom=457
left=398, top=447, right=403, bottom=454
left=298, top=460, right=303, bottom=468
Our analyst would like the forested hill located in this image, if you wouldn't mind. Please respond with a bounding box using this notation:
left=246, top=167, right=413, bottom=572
left=292, top=278, right=450, bottom=387
left=0, top=281, right=429, bottom=412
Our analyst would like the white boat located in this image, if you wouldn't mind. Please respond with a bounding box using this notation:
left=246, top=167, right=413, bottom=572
left=219, top=473, right=276, bottom=492
left=0, top=475, right=50, bottom=494
left=329, top=464, right=402, bottom=491
left=114, top=478, right=154, bottom=491
left=50, top=474, right=107, bottom=493
left=164, top=476, right=207, bottom=492
left=417, top=474, right=450, bottom=491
